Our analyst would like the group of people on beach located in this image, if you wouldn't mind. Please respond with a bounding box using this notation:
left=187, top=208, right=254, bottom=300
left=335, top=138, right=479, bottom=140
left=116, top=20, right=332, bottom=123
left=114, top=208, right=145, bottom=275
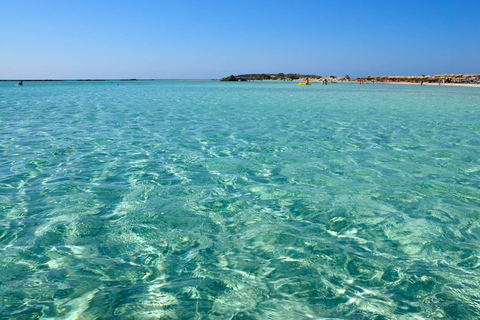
left=304, top=77, right=328, bottom=85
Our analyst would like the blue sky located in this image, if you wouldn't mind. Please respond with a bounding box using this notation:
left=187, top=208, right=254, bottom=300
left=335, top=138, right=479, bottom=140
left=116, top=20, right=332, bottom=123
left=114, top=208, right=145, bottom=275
left=1, top=0, right=479, bottom=79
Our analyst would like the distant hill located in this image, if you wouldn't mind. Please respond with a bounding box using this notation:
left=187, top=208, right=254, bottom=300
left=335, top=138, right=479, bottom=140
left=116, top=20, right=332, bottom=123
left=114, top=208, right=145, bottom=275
left=220, top=73, right=327, bottom=81
left=236, top=74, right=274, bottom=77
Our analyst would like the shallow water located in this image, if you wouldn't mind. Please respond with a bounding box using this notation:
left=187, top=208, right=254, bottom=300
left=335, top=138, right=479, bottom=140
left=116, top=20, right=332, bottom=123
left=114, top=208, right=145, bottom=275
left=1, top=80, right=480, bottom=319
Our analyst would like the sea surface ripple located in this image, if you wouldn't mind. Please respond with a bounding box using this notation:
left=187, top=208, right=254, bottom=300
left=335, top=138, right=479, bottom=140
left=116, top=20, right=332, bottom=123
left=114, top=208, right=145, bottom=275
left=1, top=80, right=480, bottom=319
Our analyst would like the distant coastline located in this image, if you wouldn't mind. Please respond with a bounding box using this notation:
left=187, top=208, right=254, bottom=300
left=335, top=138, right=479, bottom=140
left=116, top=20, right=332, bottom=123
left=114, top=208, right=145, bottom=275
left=220, top=73, right=480, bottom=86
left=0, top=79, right=139, bottom=82
left=3, top=74, right=479, bottom=87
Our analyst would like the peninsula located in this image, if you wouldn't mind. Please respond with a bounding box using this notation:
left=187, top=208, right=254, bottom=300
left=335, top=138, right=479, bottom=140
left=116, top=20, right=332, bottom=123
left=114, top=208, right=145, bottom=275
left=220, top=73, right=480, bottom=86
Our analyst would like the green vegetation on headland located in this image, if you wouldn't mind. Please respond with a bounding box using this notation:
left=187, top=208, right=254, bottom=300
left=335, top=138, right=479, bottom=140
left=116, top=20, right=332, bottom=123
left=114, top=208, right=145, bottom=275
left=220, top=73, right=333, bottom=81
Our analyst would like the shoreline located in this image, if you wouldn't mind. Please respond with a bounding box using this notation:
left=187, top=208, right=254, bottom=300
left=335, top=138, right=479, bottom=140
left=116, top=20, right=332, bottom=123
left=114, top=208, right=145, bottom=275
left=239, top=79, right=480, bottom=88
left=3, top=79, right=479, bottom=88
left=378, top=81, right=480, bottom=88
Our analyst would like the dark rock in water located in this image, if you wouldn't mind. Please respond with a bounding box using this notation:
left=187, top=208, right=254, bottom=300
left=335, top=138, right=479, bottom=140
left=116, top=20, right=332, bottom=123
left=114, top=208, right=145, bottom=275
left=220, top=75, right=238, bottom=81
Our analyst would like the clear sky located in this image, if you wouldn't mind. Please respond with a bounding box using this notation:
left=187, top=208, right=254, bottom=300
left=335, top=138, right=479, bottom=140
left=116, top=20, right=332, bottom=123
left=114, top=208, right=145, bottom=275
left=1, top=0, right=479, bottom=79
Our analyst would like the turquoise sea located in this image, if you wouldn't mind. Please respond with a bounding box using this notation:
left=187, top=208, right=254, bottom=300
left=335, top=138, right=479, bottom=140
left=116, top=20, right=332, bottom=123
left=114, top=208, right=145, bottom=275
left=1, top=80, right=480, bottom=319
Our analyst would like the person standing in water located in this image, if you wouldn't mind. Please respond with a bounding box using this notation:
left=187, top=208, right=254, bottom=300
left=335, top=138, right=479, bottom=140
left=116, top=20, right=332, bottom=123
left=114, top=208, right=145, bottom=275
left=305, top=77, right=309, bottom=85
left=18, top=80, right=23, bottom=86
